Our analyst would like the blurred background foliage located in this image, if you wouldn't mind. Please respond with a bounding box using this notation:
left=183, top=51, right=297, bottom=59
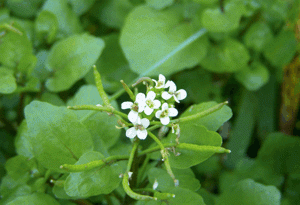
left=0, top=0, right=300, bottom=204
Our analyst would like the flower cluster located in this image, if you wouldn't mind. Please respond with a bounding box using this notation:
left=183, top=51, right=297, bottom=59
left=121, top=74, right=187, bottom=140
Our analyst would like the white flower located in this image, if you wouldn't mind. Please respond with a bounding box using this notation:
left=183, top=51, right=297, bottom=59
left=152, top=74, right=167, bottom=89
left=162, top=81, right=187, bottom=103
left=155, top=103, right=178, bottom=125
left=144, top=91, right=161, bottom=115
left=121, top=93, right=146, bottom=123
left=126, top=117, right=150, bottom=140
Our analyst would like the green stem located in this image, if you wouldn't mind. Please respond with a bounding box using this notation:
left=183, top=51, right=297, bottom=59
left=148, top=131, right=177, bottom=186
left=147, top=124, right=162, bottom=132
left=120, top=80, right=136, bottom=101
left=60, top=155, right=129, bottom=172
left=132, top=77, right=154, bottom=87
left=93, top=65, right=110, bottom=106
left=138, top=143, right=176, bottom=156
left=175, top=101, right=228, bottom=123
left=0, top=23, right=23, bottom=35
left=67, top=105, right=128, bottom=120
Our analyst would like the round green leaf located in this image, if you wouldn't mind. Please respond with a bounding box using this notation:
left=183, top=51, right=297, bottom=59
left=45, top=33, right=105, bottom=92
left=7, top=193, right=60, bottom=205
left=6, top=0, right=42, bottom=18
left=263, top=30, right=297, bottom=67
left=67, top=85, right=121, bottom=149
left=235, top=61, right=270, bottom=91
left=90, top=33, right=138, bottom=93
left=201, top=1, right=246, bottom=32
left=166, top=125, right=223, bottom=169
left=0, top=23, right=33, bottom=69
left=0, top=67, right=17, bottom=94
left=120, top=5, right=208, bottom=76
left=24, top=101, right=94, bottom=172
left=35, top=10, right=58, bottom=44
left=42, top=0, right=83, bottom=38
left=243, top=21, right=273, bottom=52
left=200, top=38, right=250, bottom=73
left=180, top=101, right=233, bottom=131
left=15, top=120, right=34, bottom=158
left=68, top=0, right=95, bottom=16
left=65, top=151, right=122, bottom=197
left=217, top=179, right=281, bottom=205
left=146, top=0, right=174, bottom=10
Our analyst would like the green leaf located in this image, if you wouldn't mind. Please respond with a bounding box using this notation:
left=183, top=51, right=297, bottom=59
left=7, top=193, right=60, bottom=205
left=40, top=92, right=65, bottom=106
left=52, top=174, right=78, bottom=199
left=120, top=5, right=208, bottom=76
left=91, top=0, right=133, bottom=29
left=0, top=67, right=17, bottom=94
left=180, top=101, right=232, bottom=131
left=64, top=151, right=122, bottom=197
left=243, top=21, right=273, bottom=52
left=68, top=0, right=95, bottom=16
left=24, top=101, right=94, bottom=172
left=32, top=50, right=51, bottom=81
left=148, top=167, right=200, bottom=192
left=263, top=30, right=297, bottom=67
left=146, top=0, right=174, bottom=10
left=35, top=10, right=58, bottom=44
left=45, top=33, right=105, bottom=92
left=0, top=183, right=32, bottom=205
left=15, top=120, right=34, bottom=158
left=166, top=125, right=223, bottom=169
left=16, top=54, right=37, bottom=77
left=0, top=22, right=33, bottom=69
left=5, top=156, right=36, bottom=183
left=42, top=0, right=82, bottom=38
left=88, top=33, right=138, bottom=93
left=67, top=85, right=121, bottom=150
left=235, top=61, right=270, bottom=91
left=256, top=132, right=300, bottom=176
left=174, top=68, right=222, bottom=104
left=217, top=179, right=281, bottom=205
left=201, top=1, right=246, bottom=32
left=5, top=0, right=43, bottom=18
left=200, top=38, right=250, bottom=73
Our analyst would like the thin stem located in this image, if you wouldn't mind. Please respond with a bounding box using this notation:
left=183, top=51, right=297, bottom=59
left=126, top=139, right=140, bottom=172
left=147, top=124, right=162, bottom=132
left=147, top=131, right=177, bottom=186
left=175, top=101, right=228, bottom=123
left=120, top=80, right=135, bottom=101
left=138, top=143, right=177, bottom=156
left=67, top=105, right=128, bottom=120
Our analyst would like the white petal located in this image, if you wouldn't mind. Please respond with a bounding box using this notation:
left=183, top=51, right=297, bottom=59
left=161, top=103, right=169, bottom=111
left=155, top=110, right=162, bottom=119
left=137, top=130, right=148, bottom=140
left=168, top=108, right=178, bottom=117
left=138, top=102, right=146, bottom=113
left=121, top=102, right=133, bottom=110
left=135, top=116, right=142, bottom=124
left=162, top=92, right=172, bottom=100
left=173, top=96, right=179, bottom=103
left=152, top=79, right=158, bottom=86
left=126, top=127, right=137, bottom=139
left=177, top=89, right=187, bottom=100
left=144, top=106, right=153, bottom=115
left=165, top=81, right=176, bottom=92
left=141, top=118, right=150, bottom=128
left=128, top=111, right=138, bottom=123
left=147, top=91, right=156, bottom=101
left=135, top=93, right=146, bottom=103
left=160, top=117, right=170, bottom=125
left=158, top=74, right=166, bottom=84
left=153, top=100, right=161, bottom=109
